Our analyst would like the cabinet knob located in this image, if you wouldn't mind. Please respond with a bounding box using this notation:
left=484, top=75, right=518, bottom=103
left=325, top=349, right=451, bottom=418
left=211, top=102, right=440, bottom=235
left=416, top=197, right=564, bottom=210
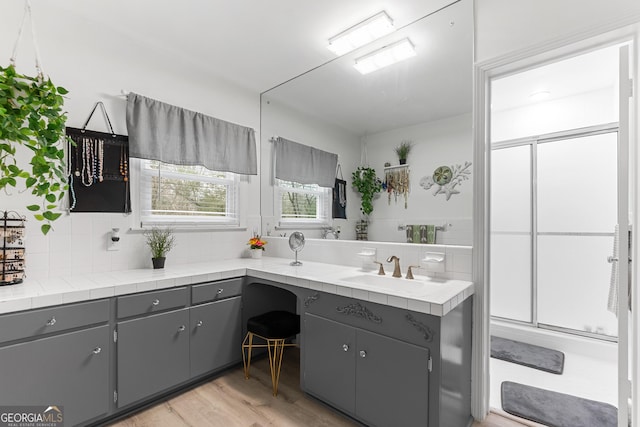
left=92, top=347, right=102, bottom=355
left=196, top=320, right=204, bottom=327
left=342, top=344, right=349, bottom=352
left=46, top=317, right=56, bottom=326
left=177, top=325, right=186, bottom=332
left=217, top=288, right=223, bottom=295
left=359, top=350, right=367, bottom=358
left=152, top=299, right=160, bottom=306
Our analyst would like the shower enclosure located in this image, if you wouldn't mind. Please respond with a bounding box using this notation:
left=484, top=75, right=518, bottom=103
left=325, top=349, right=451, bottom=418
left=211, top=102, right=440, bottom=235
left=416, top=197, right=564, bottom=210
left=491, top=126, right=618, bottom=339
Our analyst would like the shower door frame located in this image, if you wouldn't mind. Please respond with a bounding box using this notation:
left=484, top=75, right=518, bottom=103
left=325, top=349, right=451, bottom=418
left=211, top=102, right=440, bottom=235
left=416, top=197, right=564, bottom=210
left=471, top=30, right=638, bottom=425
left=491, top=123, right=620, bottom=341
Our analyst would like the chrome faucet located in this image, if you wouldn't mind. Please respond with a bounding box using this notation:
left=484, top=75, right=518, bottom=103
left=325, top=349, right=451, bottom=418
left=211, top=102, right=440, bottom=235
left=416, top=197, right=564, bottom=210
left=321, top=227, right=340, bottom=239
left=386, top=255, right=402, bottom=278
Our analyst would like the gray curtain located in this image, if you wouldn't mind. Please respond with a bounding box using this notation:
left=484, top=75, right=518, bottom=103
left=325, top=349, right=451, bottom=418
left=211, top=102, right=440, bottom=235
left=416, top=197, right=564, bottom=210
left=126, top=92, right=257, bottom=175
left=274, top=137, right=338, bottom=188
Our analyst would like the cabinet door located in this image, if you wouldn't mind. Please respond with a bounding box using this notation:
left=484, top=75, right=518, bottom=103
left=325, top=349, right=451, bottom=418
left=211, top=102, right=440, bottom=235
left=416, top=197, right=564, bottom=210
left=0, top=325, right=110, bottom=427
left=190, top=296, right=242, bottom=378
left=117, top=308, right=190, bottom=407
left=355, top=330, right=430, bottom=427
left=304, top=313, right=356, bottom=414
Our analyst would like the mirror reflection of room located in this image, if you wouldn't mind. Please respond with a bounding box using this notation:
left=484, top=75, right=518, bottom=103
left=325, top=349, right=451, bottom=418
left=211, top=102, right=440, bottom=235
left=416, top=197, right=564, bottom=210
left=260, top=0, right=473, bottom=244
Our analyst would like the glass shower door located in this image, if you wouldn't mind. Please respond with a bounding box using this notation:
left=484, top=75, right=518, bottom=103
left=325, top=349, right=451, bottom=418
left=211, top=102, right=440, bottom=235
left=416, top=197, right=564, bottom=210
left=536, top=132, right=618, bottom=338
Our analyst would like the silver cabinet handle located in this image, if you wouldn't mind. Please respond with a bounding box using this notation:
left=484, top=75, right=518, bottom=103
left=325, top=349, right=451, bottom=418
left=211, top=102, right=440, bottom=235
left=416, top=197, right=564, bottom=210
left=152, top=299, right=160, bottom=306
left=342, top=344, right=349, bottom=352
left=177, top=325, right=186, bottom=332
left=46, top=317, right=56, bottom=326
left=217, top=288, right=223, bottom=295
left=196, top=320, right=204, bottom=327
left=607, top=256, right=619, bottom=263
left=359, top=350, right=367, bottom=358
left=92, top=347, right=102, bottom=355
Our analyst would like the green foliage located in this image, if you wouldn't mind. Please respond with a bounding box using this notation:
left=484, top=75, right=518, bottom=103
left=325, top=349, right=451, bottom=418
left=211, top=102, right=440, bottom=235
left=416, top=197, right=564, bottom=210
left=144, top=227, right=176, bottom=258
left=351, top=166, right=382, bottom=216
left=394, top=140, right=413, bottom=160
left=0, top=64, right=69, bottom=235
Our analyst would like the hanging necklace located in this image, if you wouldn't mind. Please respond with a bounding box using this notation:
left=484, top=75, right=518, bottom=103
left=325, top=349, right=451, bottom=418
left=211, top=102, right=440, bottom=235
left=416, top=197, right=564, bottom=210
left=81, top=138, right=92, bottom=186
left=97, top=140, right=104, bottom=183
left=74, top=138, right=81, bottom=177
left=120, top=144, right=128, bottom=182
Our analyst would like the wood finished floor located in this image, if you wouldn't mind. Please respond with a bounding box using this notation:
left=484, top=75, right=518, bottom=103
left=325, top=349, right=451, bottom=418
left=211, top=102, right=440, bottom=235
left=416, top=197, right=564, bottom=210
left=108, top=348, right=531, bottom=427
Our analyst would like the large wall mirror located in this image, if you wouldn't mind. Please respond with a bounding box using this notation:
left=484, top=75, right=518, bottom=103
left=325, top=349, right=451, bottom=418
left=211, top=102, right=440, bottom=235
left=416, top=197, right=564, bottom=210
left=260, top=0, right=473, bottom=245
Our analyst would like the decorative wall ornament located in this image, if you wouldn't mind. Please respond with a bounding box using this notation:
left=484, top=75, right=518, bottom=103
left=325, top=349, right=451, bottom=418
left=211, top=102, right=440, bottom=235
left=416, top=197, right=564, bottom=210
left=419, top=161, right=472, bottom=201
left=304, top=293, right=320, bottom=307
left=405, top=313, right=434, bottom=342
left=336, top=302, right=383, bottom=324
left=383, top=165, right=410, bottom=209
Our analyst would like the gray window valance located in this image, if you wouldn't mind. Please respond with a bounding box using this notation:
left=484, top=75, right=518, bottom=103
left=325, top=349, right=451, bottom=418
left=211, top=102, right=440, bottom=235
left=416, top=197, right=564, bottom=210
left=126, top=92, right=257, bottom=175
left=274, top=137, right=338, bottom=188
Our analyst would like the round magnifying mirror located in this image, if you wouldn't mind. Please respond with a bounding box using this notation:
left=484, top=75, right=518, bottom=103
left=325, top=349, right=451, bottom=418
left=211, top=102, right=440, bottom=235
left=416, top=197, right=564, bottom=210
left=288, top=231, right=305, bottom=266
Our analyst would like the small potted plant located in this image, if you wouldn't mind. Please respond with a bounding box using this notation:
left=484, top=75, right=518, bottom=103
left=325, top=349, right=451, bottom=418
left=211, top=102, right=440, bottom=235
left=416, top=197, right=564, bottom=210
left=144, top=227, right=176, bottom=269
left=247, top=235, right=267, bottom=258
left=394, top=140, right=413, bottom=165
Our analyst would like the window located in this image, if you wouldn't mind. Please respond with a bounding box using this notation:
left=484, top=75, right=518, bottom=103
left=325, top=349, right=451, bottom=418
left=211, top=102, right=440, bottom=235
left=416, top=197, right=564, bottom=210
left=276, top=179, right=330, bottom=225
left=139, top=160, right=238, bottom=226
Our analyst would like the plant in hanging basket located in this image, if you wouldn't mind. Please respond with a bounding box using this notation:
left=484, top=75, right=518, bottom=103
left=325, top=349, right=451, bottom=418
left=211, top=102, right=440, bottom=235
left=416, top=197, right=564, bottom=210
left=352, top=166, right=382, bottom=216
left=0, top=64, right=69, bottom=234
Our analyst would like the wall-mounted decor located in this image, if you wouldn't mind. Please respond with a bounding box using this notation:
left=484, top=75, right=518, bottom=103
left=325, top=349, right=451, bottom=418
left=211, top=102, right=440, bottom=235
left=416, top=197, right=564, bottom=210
left=419, top=161, right=472, bottom=201
left=67, top=102, right=131, bottom=213
left=1, top=211, right=26, bottom=285
left=383, top=164, right=410, bottom=208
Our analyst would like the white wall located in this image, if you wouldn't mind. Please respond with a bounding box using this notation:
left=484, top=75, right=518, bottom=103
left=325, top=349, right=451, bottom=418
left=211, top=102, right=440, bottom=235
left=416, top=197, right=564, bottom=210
left=365, top=114, right=473, bottom=245
left=260, top=97, right=361, bottom=239
left=475, top=0, right=640, bottom=63
left=1, top=2, right=262, bottom=280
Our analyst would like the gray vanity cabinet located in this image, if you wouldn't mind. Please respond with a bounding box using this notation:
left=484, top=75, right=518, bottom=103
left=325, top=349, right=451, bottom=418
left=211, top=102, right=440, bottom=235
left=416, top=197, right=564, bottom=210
left=304, top=313, right=357, bottom=414
left=355, top=328, right=430, bottom=427
left=0, top=325, right=110, bottom=427
left=304, top=313, right=429, bottom=427
left=190, top=295, right=242, bottom=378
left=116, top=308, right=190, bottom=407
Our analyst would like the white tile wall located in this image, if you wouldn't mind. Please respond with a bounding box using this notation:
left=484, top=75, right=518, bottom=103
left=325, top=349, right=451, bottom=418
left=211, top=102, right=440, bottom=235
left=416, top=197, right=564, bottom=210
left=263, top=236, right=472, bottom=280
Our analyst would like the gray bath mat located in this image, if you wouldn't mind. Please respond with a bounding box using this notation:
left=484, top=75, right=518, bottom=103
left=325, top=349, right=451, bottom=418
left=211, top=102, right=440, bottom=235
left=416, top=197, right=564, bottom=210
left=491, top=336, right=564, bottom=374
left=501, top=381, right=617, bottom=427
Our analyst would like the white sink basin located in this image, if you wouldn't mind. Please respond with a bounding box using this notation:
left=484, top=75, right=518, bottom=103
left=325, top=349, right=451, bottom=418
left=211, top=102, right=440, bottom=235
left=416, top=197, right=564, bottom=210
left=338, top=274, right=446, bottom=297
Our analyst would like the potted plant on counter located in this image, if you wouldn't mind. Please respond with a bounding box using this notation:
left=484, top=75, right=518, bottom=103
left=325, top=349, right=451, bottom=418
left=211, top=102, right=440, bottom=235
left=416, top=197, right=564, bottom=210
left=144, top=227, right=176, bottom=269
left=247, top=235, right=267, bottom=258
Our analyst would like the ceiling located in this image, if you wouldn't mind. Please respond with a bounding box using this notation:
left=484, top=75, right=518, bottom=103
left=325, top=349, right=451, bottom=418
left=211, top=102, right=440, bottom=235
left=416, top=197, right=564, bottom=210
left=30, top=0, right=462, bottom=94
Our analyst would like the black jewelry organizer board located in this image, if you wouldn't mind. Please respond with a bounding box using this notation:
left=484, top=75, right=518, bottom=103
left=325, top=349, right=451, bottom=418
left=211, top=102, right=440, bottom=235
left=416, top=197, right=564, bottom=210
left=66, top=127, right=131, bottom=213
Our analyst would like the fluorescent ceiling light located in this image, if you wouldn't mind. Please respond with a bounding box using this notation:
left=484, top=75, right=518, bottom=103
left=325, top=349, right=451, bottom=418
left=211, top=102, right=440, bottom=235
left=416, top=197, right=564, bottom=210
left=327, top=11, right=395, bottom=56
left=354, top=39, right=416, bottom=75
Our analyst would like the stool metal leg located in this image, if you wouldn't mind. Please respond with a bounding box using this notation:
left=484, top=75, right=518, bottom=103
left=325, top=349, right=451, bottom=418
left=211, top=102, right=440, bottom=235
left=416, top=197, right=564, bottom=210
left=242, top=332, right=254, bottom=379
left=267, top=338, right=286, bottom=396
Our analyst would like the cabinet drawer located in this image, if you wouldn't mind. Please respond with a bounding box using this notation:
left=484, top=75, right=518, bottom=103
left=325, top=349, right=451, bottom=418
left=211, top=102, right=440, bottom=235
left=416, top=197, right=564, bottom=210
left=192, top=278, right=243, bottom=304
left=302, top=290, right=440, bottom=349
left=0, top=299, right=110, bottom=345
left=117, top=287, right=188, bottom=319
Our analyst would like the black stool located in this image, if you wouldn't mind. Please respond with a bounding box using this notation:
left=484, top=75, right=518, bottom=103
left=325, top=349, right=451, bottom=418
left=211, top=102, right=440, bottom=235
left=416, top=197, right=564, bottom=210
left=242, top=310, right=300, bottom=396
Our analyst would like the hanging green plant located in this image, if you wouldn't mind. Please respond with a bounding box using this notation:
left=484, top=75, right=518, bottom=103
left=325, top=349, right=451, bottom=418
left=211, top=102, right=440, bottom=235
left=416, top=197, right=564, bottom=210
left=352, top=166, right=382, bottom=216
left=0, top=64, right=69, bottom=234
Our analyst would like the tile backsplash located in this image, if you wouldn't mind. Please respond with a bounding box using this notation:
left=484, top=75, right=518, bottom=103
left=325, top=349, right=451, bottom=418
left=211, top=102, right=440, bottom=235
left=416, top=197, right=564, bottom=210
left=264, top=236, right=472, bottom=281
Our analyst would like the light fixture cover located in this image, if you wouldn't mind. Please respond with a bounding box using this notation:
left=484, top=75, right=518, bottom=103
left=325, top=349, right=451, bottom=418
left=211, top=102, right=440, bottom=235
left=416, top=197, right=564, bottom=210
left=354, top=38, right=417, bottom=75
left=327, top=11, right=395, bottom=56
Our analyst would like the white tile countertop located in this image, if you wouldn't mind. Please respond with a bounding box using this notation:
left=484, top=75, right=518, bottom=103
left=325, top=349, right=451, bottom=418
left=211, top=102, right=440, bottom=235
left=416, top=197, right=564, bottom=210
left=0, top=257, right=474, bottom=316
